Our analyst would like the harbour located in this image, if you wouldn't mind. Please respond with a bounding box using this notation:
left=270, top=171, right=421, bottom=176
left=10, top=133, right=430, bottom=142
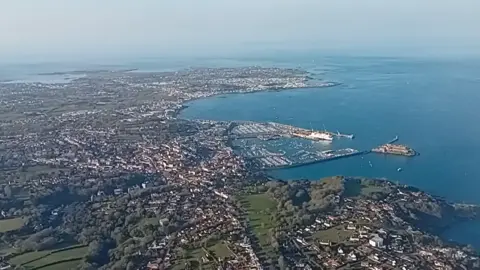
left=228, top=122, right=414, bottom=170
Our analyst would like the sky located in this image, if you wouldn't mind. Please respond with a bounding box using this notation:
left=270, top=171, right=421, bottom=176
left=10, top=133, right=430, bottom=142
left=1, top=0, right=480, bottom=61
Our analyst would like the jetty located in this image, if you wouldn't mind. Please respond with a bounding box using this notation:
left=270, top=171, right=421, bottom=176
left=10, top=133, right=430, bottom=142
left=332, top=131, right=355, bottom=139
left=253, top=148, right=367, bottom=170
left=387, top=135, right=399, bottom=144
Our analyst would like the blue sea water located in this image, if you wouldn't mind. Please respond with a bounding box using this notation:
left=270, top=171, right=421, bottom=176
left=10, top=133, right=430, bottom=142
left=179, top=56, right=480, bottom=249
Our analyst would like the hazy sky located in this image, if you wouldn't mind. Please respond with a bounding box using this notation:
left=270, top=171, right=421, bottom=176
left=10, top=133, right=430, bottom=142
left=1, top=0, right=480, bottom=60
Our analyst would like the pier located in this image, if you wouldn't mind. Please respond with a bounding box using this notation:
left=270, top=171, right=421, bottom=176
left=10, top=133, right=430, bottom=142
left=263, top=149, right=367, bottom=170
left=332, top=131, right=355, bottom=139
left=387, top=135, right=399, bottom=144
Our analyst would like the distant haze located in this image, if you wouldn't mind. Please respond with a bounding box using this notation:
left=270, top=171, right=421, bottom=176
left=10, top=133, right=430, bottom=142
left=1, top=0, right=480, bottom=61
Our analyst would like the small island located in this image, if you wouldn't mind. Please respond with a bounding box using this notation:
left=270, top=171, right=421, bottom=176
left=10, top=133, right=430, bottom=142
left=372, top=143, right=417, bottom=156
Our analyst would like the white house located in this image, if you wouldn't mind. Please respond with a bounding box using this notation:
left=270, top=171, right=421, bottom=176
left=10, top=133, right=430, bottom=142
left=369, top=234, right=384, bottom=248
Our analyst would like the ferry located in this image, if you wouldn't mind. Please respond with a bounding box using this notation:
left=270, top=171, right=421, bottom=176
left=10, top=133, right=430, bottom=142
left=305, top=131, right=334, bottom=141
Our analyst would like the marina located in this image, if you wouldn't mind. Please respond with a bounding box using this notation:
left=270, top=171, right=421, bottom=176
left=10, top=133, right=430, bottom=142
left=247, top=147, right=365, bottom=170
left=229, top=123, right=415, bottom=170
left=229, top=121, right=354, bottom=142
left=229, top=122, right=364, bottom=169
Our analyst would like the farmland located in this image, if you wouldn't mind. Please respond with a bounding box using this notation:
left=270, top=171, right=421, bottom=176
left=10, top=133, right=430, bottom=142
left=8, top=245, right=88, bottom=270
left=0, top=217, right=26, bottom=233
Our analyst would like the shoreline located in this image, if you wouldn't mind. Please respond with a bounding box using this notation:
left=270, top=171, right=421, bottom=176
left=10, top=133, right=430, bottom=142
left=172, top=78, right=480, bottom=250
left=174, top=84, right=469, bottom=207
left=339, top=177, right=480, bottom=248
left=173, top=82, right=341, bottom=119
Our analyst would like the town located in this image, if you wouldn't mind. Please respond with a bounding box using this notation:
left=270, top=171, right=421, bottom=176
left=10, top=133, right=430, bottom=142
left=0, top=67, right=478, bottom=270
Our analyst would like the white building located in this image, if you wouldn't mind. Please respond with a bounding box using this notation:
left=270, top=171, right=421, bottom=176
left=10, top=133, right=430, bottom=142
left=369, top=234, right=384, bottom=248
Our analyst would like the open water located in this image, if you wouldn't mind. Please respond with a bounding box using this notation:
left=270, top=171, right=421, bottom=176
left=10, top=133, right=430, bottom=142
left=179, top=56, right=480, bottom=249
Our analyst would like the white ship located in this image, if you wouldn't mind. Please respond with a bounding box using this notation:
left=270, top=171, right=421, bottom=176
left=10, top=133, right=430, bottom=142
left=305, top=131, right=334, bottom=141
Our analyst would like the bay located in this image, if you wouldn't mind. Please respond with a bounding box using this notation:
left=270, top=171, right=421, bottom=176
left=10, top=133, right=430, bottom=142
left=179, top=56, right=480, bottom=249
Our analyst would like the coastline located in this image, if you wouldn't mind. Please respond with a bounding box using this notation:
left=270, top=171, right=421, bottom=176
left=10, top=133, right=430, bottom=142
left=175, top=77, right=480, bottom=250
left=343, top=177, right=480, bottom=245
left=175, top=84, right=475, bottom=208
left=173, top=82, right=341, bottom=119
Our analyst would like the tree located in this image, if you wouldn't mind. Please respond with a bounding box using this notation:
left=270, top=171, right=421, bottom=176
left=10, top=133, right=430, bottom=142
left=123, top=244, right=136, bottom=256
left=111, top=258, right=128, bottom=269
left=4, top=185, right=12, bottom=199
left=86, top=240, right=111, bottom=266
left=271, top=239, right=279, bottom=251
left=126, top=261, right=136, bottom=270
left=37, top=236, right=57, bottom=250
left=278, top=255, right=287, bottom=270
left=78, top=261, right=98, bottom=270
left=179, top=247, right=188, bottom=259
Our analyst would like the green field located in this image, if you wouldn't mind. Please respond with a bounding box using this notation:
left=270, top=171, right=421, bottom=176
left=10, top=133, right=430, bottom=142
left=360, top=185, right=390, bottom=196
left=36, top=259, right=82, bottom=270
left=344, top=180, right=391, bottom=198
left=241, top=192, right=278, bottom=261
left=243, top=193, right=277, bottom=242
left=171, top=241, right=234, bottom=270
left=0, top=217, right=26, bottom=232
left=9, top=245, right=87, bottom=269
left=8, top=250, right=52, bottom=266
left=24, top=246, right=88, bottom=268
left=171, top=248, right=208, bottom=270
left=140, top=217, right=160, bottom=226
left=208, top=242, right=233, bottom=259
left=314, top=226, right=354, bottom=244
left=0, top=242, right=17, bottom=257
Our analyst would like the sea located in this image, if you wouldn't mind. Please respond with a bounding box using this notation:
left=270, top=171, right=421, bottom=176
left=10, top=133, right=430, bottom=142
left=179, top=55, right=480, bottom=249
left=1, top=55, right=480, bottom=249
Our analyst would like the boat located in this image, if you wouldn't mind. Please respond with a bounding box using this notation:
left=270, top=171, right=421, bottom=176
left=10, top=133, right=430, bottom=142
left=397, top=168, right=403, bottom=172
left=336, top=131, right=355, bottom=139
left=305, top=131, right=334, bottom=141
